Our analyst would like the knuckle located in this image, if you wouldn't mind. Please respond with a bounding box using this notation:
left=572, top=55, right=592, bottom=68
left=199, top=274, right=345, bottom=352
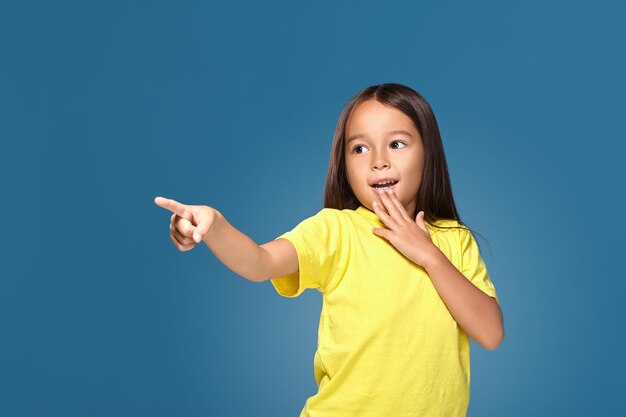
left=170, top=236, right=182, bottom=250
left=175, top=229, right=187, bottom=242
left=185, top=225, right=196, bottom=237
left=171, top=233, right=194, bottom=251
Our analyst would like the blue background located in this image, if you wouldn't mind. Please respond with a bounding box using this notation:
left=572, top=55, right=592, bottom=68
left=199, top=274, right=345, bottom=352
left=1, top=0, right=624, bottom=415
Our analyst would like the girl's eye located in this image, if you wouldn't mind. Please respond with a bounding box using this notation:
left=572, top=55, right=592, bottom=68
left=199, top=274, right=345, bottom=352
left=391, top=141, right=407, bottom=149
left=352, top=141, right=407, bottom=154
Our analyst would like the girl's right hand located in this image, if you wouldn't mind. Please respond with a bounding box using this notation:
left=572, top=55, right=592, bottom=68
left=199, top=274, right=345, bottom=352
left=154, top=196, right=220, bottom=251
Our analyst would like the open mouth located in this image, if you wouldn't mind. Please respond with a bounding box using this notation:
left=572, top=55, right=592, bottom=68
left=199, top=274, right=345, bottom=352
left=370, top=180, right=399, bottom=190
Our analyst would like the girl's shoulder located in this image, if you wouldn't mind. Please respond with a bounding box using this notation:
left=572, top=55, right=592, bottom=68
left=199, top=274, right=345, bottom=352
left=426, top=218, right=469, bottom=232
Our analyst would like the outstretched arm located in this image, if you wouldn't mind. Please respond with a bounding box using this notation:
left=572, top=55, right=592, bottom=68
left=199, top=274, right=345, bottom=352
left=207, top=212, right=299, bottom=282
left=203, top=210, right=270, bottom=282
left=155, top=196, right=298, bottom=283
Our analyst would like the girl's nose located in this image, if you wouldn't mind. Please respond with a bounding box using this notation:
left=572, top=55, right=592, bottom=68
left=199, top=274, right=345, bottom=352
left=372, top=157, right=390, bottom=170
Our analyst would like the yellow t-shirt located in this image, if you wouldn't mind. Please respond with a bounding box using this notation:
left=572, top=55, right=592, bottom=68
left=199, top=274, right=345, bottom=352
left=271, top=205, right=499, bottom=417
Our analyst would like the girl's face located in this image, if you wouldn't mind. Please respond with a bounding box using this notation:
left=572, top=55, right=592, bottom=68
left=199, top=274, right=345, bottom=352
left=344, top=99, right=424, bottom=219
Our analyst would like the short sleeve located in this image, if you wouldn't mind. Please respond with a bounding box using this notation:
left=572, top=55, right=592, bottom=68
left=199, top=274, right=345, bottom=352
left=459, top=228, right=499, bottom=304
left=270, top=208, right=344, bottom=298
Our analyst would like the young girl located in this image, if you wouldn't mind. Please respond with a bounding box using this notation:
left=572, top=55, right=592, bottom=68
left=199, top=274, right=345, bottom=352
left=154, top=83, right=504, bottom=417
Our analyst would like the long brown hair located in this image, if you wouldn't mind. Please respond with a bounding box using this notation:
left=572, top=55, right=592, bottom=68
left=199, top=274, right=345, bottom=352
left=323, top=83, right=485, bottom=245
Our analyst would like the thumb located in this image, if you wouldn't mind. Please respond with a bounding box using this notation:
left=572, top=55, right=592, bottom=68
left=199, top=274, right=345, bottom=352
left=193, top=226, right=204, bottom=243
left=191, top=211, right=211, bottom=243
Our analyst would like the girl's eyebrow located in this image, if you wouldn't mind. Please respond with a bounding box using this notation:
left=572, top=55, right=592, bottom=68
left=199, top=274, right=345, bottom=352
left=346, top=130, right=413, bottom=144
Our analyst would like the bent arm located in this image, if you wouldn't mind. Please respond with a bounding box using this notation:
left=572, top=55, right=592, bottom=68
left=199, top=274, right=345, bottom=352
left=423, top=249, right=504, bottom=350
left=205, top=211, right=298, bottom=283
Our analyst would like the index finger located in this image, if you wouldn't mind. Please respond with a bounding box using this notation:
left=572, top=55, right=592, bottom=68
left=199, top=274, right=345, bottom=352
left=384, top=189, right=412, bottom=222
left=154, top=196, right=192, bottom=220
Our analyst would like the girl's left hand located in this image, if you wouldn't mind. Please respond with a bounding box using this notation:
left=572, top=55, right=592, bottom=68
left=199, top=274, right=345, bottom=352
left=371, top=188, right=442, bottom=269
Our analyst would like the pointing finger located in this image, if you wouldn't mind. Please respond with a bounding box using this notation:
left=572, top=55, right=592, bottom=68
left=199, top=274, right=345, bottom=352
left=154, top=196, right=192, bottom=221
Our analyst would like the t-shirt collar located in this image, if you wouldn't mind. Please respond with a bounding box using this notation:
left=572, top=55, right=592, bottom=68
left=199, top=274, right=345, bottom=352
left=356, top=205, right=384, bottom=225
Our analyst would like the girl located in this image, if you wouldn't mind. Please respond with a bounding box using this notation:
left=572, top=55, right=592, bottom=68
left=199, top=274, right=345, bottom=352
left=154, top=83, right=504, bottom=417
